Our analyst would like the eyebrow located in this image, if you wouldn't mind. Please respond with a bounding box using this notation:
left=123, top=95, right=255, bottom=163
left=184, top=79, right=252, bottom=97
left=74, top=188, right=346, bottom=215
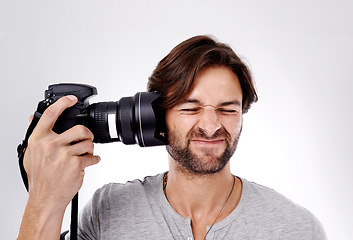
left=180, top=98, right=241, bottom=107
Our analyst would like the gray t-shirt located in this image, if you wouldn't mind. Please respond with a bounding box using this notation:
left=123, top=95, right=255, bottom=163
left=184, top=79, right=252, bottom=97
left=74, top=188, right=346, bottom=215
left=70, top=173, right=327, bottom=239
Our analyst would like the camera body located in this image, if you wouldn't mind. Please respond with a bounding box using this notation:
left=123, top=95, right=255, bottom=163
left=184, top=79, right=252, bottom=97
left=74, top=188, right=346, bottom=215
left=45, top=83, right=167, bottom=147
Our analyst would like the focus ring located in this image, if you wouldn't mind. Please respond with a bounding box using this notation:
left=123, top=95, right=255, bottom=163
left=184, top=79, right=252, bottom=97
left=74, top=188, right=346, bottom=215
left=118, top=97, right=136, bottom=144
left=91, top=103, right=111, bottom=143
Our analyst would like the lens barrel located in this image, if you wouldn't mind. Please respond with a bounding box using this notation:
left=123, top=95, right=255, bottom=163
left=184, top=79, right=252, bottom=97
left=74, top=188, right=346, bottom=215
left=88, top=101, right=118, bottom=143
left=88, top=92, right=166, bottom=147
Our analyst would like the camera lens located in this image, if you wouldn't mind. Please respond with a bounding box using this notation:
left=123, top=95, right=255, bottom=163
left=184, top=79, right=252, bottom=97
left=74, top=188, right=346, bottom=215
left=87, top=92, right=166, bottom=147
left=87, top=101, right=117, bottom=143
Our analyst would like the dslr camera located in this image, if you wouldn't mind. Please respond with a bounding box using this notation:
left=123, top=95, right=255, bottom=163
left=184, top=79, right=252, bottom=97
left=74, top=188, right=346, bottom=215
left=44, top=83, right=168, bottom=146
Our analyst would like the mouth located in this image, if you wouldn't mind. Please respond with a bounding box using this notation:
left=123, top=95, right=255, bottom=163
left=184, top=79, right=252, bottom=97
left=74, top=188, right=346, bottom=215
left=190, top=138, right=225, bottom=145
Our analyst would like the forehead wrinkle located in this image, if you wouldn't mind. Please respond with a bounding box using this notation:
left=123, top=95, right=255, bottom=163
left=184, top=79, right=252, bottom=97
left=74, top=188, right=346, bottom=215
left=219, top=100, right=242, bottom=107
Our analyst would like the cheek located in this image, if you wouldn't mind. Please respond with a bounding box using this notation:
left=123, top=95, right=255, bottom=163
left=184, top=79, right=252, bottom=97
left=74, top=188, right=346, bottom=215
left=165, top=111, right=198, bottom=135
left=222, top=116, right=243, bottom=137
left=165, top=110, right=176, bottom=133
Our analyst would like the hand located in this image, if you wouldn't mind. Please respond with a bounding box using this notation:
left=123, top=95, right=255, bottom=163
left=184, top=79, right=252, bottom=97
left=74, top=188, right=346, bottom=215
left=18, top=95, right=100, bottom=239
left=24, top=95, right=100, bottom=210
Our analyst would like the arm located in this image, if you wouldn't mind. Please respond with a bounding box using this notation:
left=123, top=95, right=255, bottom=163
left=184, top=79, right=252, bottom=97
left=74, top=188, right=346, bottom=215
left=17, top=95, right=100, bottom=240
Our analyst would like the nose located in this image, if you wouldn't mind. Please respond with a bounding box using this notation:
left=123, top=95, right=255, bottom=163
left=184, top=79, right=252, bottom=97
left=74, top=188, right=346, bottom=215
left=197, top=106, right=222, bottom=137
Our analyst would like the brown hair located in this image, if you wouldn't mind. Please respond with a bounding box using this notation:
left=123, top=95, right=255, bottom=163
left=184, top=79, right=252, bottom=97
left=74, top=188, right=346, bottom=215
left=147, top=35, right=258, bottom=113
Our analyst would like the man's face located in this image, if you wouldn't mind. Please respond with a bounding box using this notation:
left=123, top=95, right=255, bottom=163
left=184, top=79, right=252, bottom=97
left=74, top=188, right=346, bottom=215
left=165, top=66, right=243, bottom=175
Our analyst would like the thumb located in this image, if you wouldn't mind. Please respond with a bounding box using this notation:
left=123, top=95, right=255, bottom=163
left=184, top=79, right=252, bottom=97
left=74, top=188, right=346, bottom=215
left=80, top=154, right=101, bottom=169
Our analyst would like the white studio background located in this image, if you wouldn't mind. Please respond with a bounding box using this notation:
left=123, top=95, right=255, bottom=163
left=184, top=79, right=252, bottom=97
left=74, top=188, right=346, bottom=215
left=1, top=0, right=352, bottom=239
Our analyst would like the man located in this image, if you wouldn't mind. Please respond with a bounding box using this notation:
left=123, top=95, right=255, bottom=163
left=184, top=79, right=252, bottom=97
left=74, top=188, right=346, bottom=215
left=17, top=35, right=327, bottom=239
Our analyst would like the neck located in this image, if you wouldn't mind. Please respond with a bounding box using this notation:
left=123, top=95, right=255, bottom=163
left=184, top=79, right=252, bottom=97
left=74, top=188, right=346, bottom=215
left=165, top=157, right=241, bottom=222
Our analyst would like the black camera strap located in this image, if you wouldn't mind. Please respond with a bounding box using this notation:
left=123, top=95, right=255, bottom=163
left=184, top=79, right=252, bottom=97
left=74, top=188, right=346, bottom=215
left=17, top=101, right=47, bottom=191
left=17, top=101, right=78, bottom=240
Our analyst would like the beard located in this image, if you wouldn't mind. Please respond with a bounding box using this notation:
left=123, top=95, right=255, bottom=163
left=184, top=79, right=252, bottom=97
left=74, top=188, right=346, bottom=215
left=167, top=126, right=241, bottom=176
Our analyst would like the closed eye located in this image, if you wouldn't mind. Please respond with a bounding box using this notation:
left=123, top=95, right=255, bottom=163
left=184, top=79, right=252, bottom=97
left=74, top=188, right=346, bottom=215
left=180, top=108, right=201, bottom=114
left=179, top=108, right=238, bottom=115
left=217, top=108, right=238, bottom=114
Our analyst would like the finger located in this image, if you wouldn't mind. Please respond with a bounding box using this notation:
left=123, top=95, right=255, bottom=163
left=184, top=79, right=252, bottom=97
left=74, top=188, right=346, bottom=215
left=58, top=125, right=94, bottom=145
left=67, top=139, right=94, bottom=156
left=79, top=154, right=101, bottom=169
left=35, top=95, right=78, bottom=134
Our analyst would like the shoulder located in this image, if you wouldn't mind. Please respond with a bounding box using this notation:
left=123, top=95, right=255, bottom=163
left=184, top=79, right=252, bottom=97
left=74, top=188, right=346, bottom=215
left=77, top=173, right=166, bottom=238
left=242, top=178, right=313, bottom=217
left=243, top=179, right=297, bottom=205
left=239, top=178, right=327, bottom=239
left=90, top=173, right=163, bottom=208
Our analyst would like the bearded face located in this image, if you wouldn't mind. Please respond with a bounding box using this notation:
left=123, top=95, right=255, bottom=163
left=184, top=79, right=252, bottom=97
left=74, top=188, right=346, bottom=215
left=164, top=66, right=244, bottom=176
left=167, top=125, right=241, bottom=175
